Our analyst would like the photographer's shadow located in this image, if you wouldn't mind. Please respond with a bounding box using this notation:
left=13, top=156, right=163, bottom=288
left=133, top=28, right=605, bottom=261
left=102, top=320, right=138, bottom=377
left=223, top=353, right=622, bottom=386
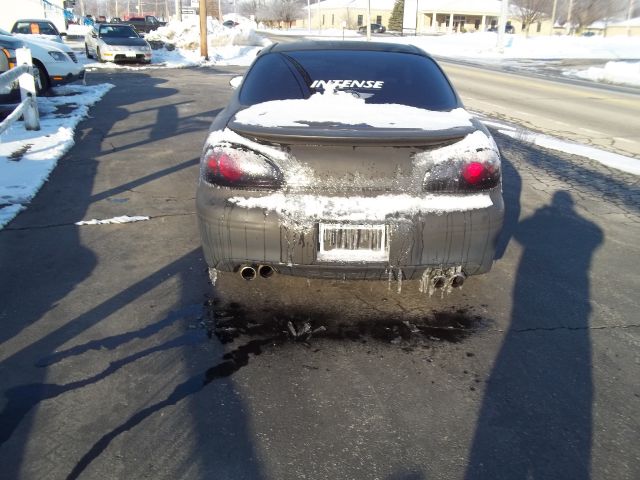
left=466, top=191, right=603, bottom=479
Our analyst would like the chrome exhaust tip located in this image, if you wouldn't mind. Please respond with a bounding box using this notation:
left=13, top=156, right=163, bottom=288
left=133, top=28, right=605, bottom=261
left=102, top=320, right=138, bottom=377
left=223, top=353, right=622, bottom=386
left=432, top=275, right=447, bottom=289
left=239, top=265, right=257, bottom=281
left=258, top=265, right=275, bottom=278
left=451, top=273, right=466, bottom=288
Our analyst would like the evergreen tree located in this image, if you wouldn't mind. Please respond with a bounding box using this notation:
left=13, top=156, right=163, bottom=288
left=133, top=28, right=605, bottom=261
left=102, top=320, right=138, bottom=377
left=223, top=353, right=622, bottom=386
left=388, top=0, right=404, bottom=31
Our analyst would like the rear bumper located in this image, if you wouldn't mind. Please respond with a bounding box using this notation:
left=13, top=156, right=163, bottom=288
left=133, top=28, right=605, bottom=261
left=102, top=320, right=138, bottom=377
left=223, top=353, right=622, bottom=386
left=196, top=186, right=504, bottom=279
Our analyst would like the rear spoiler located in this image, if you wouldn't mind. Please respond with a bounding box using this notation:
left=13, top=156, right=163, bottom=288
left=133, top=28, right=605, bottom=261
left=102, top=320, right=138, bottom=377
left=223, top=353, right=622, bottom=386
left=228, top=121, right=475, bottom=147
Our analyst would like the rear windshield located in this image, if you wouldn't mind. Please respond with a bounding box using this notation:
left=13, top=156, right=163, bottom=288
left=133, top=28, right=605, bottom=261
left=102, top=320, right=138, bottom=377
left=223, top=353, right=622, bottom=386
left=239, top=50, right=459, bottom=111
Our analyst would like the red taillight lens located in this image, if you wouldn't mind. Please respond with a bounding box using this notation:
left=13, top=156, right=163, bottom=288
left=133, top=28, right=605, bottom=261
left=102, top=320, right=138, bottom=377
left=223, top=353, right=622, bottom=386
left=202, top=146, right=282, bottom=189
left=207, top=153, right=243, bottom=182
left=423, top=146, right=501, bottom=193
left=462, top=161, right=485, bottom=184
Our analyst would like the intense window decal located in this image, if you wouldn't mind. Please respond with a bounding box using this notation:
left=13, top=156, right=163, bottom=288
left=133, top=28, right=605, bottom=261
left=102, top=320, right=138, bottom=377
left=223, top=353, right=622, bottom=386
left=310, top=80, right=384, bottom=89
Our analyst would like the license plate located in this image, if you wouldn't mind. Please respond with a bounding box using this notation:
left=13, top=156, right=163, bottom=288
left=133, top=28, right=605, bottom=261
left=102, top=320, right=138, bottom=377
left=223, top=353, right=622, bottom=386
left=317, top=224, right=388, bottom=262
left=125, top=51, right=136, bottom=58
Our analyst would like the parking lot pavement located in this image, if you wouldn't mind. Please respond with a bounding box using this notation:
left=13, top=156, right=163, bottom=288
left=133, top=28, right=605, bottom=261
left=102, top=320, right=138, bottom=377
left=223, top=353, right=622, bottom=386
left=0, top=67, right=639, bottom=479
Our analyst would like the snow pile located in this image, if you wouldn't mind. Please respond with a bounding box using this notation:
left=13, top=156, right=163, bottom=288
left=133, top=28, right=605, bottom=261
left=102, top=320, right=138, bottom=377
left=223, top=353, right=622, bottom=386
left=67, top=24, right=92, bottom=37
left=0, top=83, right=114, bottom=229
left=566, top=61, right=640, bottom=87
left=145, top=16, right=269, bottom=50
left=233, top=87, right=473, bottom=130
left=75, top=215, right=149, bottom=225
left=76, top=16, right=270, bottom=69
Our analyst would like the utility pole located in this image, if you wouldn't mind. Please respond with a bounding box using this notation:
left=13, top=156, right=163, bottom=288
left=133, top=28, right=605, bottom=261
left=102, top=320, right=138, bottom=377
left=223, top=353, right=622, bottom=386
left=566, top=0, right=574, bottom=35
left=199, top=0, right=208, bottom=59
left=175, top=0, right=182, bottom=20
left=307, top=0, right=311, bottom=33
left=627, top=0, right=635, bottom=36
left=366, top=0, right=371, bottom=41
left=497, top=0, right=508, bottom=52
left=550, top=0, right=557, bottom=34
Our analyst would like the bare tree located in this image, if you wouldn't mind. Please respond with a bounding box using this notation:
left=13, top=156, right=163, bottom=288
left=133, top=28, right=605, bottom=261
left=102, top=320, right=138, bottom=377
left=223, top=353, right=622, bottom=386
left=512, top=0, right=553, bottom=34
left=239, top=0, right=264, bottom=22
left=260, top=0, right=303, bottom=27
left=570, top=0, right=628, bottom=31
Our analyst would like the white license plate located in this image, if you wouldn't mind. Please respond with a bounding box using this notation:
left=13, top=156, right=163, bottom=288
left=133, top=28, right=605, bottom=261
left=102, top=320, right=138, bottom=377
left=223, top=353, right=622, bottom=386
left=125, top=51, right=136, bottom=58
left=317, top=224, right=388, bottom=262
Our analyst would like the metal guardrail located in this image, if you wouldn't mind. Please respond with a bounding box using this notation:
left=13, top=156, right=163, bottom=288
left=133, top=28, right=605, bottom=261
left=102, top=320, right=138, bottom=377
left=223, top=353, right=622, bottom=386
left=0, top=48, right=40, bottom=137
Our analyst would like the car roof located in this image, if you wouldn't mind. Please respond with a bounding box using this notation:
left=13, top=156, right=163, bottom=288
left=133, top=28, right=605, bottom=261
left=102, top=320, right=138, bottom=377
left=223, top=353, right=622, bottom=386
left=13, top=19, right=56, bottom=24
left=265, top=41, right=427, bottom=57
left=98, top=23, right=136, bottom=28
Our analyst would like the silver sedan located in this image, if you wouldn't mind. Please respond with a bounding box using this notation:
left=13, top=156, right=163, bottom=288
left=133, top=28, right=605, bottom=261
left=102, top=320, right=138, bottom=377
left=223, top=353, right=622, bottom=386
left=84, top=23, right=152, bottom=64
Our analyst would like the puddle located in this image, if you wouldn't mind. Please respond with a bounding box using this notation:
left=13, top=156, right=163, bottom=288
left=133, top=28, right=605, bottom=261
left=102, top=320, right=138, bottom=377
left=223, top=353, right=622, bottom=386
left=208, top=302, right=488, bottom=353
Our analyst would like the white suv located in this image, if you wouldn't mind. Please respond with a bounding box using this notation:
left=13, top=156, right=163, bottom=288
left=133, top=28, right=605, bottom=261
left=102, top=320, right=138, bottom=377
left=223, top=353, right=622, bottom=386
left=0, top=28, right=84, bottom=93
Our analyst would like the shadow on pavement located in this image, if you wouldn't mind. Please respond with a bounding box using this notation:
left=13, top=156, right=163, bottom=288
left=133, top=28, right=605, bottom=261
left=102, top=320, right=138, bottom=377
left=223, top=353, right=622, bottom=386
left=465, top=191, right=603, bottom=479
left=494, top=156, right=521, bottom=260
left=0, top=71, right=264, bottom=479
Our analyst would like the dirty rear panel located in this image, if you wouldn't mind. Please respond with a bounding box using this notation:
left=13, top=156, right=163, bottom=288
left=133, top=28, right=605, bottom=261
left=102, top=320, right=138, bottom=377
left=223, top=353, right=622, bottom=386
left=196, top=187, right=503, bottom=279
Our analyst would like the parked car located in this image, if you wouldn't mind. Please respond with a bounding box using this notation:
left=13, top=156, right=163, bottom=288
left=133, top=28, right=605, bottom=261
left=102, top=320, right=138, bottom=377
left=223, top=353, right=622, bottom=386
left=223, top=20, right=240, bottom=28
left=11, top=19, right=65, bottom=44
left=110, top=17, right=123, bottom=23
left=0, top=36, right=21, bottom=101
left=124, top=16, right=166, bottom=34
left=358, top=23, right=386, bottom=33
left=85, top=23, right=152, bottom=64
left=197, top=41, right=504, bottom=305
left=0, top=28, right=84, bottom=93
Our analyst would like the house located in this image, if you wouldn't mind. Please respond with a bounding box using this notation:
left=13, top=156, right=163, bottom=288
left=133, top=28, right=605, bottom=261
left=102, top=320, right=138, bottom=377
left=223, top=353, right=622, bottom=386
left=302, top=0, right=396, bottom=31
left=299, top=0, right=509, bottom=34
left=605, top=17, right=640, bottom=36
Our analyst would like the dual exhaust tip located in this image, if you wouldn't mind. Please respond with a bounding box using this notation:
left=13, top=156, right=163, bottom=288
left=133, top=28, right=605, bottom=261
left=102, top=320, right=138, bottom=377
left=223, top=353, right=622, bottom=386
left=432, top=272, right=466, bottom=289
left=240, top=265, right=464, bottom=288
left=239, top=264, right=274, bottom=281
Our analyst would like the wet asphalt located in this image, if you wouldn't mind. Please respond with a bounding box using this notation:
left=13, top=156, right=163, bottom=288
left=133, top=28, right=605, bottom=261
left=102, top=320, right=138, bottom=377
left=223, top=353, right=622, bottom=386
left=0, top=66, right=639, bottom=480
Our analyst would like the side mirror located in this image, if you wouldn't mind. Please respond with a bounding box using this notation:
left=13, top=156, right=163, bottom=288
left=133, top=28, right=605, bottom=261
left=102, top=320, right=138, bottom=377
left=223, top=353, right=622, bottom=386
left=229, top=76, right=243, bottom=90
left=91, top=32, right=97, bottom=38
left=60, top=32, right=67, bottom=37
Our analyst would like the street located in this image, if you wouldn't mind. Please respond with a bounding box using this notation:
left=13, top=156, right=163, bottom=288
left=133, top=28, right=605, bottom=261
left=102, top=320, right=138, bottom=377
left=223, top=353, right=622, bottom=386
left=441, top=59, right=640, bottom=158
left=0, top=63, right=639, bottom=480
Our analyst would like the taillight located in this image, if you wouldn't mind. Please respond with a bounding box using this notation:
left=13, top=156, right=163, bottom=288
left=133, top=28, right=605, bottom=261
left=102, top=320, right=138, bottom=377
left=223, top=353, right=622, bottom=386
left=423, top=148, right=500, bottom=192
left=202, top=145, right=282, bottom=189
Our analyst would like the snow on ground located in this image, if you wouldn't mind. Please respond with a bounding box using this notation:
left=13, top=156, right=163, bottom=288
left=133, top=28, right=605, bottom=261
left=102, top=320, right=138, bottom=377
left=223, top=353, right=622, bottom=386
left=75, top=215, right=149, bottom=225
left=564, top=61, right=640, bottom=87
left=386, top=32, right=640, bottom=61
left=0, top=84, right=113, bottom=229
left=480, top=118, right=640, bottom=176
